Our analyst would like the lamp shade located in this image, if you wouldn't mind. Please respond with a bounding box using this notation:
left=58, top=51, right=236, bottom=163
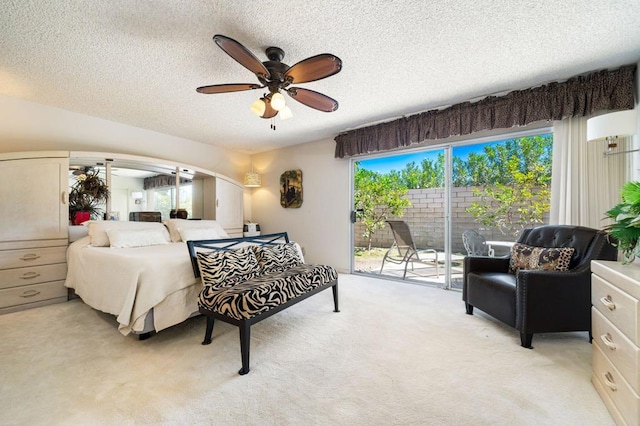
left=250, top=98, right=266, bottom=117
left=244, top=171, right=261, bottom=187
left=270, top=92, right=286, bottom=111
left=587, top=109, right=637, bottom=142
left=279, top=106, right=293, bottom=120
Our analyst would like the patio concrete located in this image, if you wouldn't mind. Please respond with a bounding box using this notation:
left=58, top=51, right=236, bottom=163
left=354, top=251, right=465, bottom=289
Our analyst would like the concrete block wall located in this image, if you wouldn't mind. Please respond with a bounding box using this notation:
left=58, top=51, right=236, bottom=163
left=355, top=186, right=548, bottom=254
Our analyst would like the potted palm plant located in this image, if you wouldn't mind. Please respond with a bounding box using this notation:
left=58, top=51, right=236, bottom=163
left=604, top=181, right=640, bottom=263
left=69, top=169, right=110, bottom=225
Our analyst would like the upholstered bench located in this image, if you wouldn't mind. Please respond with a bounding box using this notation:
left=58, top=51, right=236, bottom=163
left=187, top=233, right=339, bottom=375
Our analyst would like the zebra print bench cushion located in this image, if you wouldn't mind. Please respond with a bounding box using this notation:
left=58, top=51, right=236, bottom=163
left=196, top=247, right=260, bottom=291
left=252, top=242, right=302, bottom=274
left=198, top=263, right=338, bottom=320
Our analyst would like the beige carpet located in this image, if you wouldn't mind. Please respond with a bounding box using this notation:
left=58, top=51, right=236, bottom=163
left=0, top=274, right=614, bottom=425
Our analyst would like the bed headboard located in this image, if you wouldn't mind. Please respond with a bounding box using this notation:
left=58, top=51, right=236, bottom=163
left=129, top=211, right=162, bottom=222
left=186, top=232, right=290, bottom=278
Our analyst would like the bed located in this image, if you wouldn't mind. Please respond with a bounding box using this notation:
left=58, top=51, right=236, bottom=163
left=64, top=218, right=230, bottom=337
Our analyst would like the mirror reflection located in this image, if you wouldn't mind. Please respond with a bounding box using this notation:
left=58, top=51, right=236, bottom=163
left=69, top=158, right=215, bottom=222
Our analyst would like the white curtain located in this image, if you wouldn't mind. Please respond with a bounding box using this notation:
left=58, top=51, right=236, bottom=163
left=550, top=117, right=632, bottom=229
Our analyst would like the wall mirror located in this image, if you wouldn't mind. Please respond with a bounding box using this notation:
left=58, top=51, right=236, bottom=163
left=69, top=152, right=220, bottom=222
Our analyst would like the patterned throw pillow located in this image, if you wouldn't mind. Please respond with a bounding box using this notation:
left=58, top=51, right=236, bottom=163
left=253, top=243, right=303, bottom=274
left=197, top=247, right=260, bottom=290
left=508, top=243, right=575, bottom=274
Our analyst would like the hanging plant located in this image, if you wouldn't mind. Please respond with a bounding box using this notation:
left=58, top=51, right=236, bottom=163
left=604, top=181, right=640, bottom=263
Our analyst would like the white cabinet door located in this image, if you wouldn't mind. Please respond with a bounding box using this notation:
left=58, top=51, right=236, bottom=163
left=215, top=177, right=243, bottom=230
left=0, top=157, right=69, bottom=241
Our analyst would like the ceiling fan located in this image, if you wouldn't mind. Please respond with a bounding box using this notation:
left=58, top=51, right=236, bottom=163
left=69, top=165, right=95, bottom=176
left=196, top=35, right=342, bottom=123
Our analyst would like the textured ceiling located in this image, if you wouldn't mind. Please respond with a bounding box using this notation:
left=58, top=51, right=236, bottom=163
left=3, top=1, right=640, bottom=154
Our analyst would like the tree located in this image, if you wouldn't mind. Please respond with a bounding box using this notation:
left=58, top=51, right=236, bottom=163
left=354, top=165, right=411, bottom=250
left=354, top=134, right=552, bottom=242
left=419, top=154, right=445, bottom=188
left=465, top=135, right=552, bottom=236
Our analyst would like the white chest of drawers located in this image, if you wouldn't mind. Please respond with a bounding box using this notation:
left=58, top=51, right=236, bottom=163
left=0, top=239, right=68, bottom=314
left=591, top=260, right=640, bottom=426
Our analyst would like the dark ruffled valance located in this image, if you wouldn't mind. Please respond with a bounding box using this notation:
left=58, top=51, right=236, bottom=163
left=143, top=174, right=192, bottom=190
left=335, top=65, right=636, bottom=158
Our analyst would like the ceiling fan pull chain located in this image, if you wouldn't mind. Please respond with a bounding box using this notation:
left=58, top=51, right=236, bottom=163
left=271, top=118, right=276, bottom=131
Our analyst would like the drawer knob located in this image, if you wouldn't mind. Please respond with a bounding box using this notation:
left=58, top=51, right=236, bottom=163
left=20, top=253, right=41, bottom=261
left=20, top=290, right=41, bottom=298
left=599, top=295, right=616, bottom=311
left=603, top=372, right=617, bottom=392
left=20, top=272, right=41, bottom=280
left=599, top=333, right=617, bottom=351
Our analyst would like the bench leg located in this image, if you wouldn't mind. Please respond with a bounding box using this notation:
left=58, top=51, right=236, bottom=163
left=202, top=317, right=215, bottom=345
left=332, top=284, right=340, bottom=313
left=239, top=322, right=251, bottom=375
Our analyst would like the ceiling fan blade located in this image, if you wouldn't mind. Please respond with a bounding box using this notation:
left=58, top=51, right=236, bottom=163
left=196, top=83, right=262, bottom=94
left=284, top=54, right=342, bottom=84
left=213, top=34, right=271, bottom=79
left=260, top=98, right=278, bottom=119
left=287, top=87, right=339, bottom=112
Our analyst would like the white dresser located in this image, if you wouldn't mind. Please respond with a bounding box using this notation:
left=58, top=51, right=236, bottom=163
left=0, top=239, right=68, bottom=313
left=591, top=260, right=640, bottom=426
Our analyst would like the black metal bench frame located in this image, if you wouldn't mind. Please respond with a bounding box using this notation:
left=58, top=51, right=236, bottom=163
left=187, top=232, right=339, bottom=375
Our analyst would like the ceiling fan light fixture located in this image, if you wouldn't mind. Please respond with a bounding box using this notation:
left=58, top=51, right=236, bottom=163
left=270, top=92, right=286, bottom=111
left=279, top=106, right=293, bottom=120
left=250, top=98, right=266, bottom=116
left=197, top=35, right=342, bottom=121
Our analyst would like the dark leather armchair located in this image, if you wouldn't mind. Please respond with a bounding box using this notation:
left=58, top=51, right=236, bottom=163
left=463, top=225, right=617, bottom=348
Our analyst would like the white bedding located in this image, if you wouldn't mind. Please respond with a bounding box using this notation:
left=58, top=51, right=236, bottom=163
left=64, top=236, right=199, bottom=335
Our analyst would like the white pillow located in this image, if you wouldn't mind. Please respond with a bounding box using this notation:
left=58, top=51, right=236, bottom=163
left=292, top=241, right=305, bottom=263
left=88, top=221, right=170, bottom=247
left=107, top=228, right=170, bottom=248
left=163, top=219, right=229, bottom=242
left=178, top=227, right=221, bottom=242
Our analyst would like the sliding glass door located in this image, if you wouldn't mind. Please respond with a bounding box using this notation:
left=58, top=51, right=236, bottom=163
left=352, top=129, right=553, bottom=290
left=352, top=148, right=447, bottom=286
left=450, top=133, right=553, bottom=287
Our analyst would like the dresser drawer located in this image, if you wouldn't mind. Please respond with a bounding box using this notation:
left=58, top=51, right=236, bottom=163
left=593, top=273, right=640, bottom=344
left=0, top=263, right=67, bottom=290
left=0, top=246, right=67, bottom=269
left=0, top=280, right=67, bottom=309
left=593, top=343, right=640, bottom=426
left=593, top=307, right=640, bottom=395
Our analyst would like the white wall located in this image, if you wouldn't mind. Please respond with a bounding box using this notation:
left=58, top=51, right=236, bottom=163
left=109, top=174, right=145, bottom=218
left=250, top=138, right=351, bottom=272
left=0, top=95, right=249, bottom=182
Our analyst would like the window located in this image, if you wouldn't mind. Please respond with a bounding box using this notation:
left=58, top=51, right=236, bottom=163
left=151, top=184, right=193, bottom=220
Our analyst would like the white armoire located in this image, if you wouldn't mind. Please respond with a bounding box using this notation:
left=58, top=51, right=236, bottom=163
left=0, top=152, right=69, bottom=313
